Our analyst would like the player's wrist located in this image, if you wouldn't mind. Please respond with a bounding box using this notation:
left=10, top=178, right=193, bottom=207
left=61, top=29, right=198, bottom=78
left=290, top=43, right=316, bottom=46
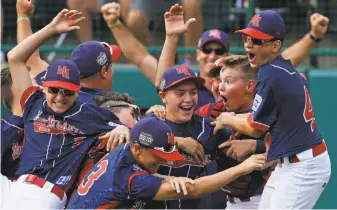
left=107, top=19, right=121, bottom=29
left=309, top=31, right=322, bottom=42
left=250, top=140, right=257, bottom=154
left=166, top=34, right=180, bottom=42
left=17, top=16, right=30, bottom=23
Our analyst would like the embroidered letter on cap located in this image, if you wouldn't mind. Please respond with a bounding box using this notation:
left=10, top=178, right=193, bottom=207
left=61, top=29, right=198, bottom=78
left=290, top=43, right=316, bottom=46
left=250, top=14, right=261, bottom=27
left=209, top=29, right=221, bottom=39
left=167, top=132, right=175, bottom=145
left=57, top=65, right=70, bottom=79
left=176, top=67, right=191, bottom=76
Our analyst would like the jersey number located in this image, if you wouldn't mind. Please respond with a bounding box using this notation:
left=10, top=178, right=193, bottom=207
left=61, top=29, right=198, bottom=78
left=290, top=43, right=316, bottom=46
left=303, top=86, right=316, bottom=132
left=78, top=160, right=108, bottom=196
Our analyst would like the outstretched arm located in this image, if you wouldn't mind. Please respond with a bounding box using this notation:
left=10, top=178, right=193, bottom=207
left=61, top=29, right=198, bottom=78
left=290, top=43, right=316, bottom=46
left=282, top=13, right=329, bottom=67
left=153, top=153, right=266, bottom=200
left=8, top=9, right=85, bottom=100
left=16, top=0, right=49, bottom=78
left=155, top=4, right=196, bottom=89
left=101, top=2, right=157, bottom=83
left=211, top=112, right=264, bottom=138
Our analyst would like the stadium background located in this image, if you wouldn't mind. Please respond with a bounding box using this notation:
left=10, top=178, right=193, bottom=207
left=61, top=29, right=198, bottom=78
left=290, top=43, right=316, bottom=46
left=1, top=0, right=336, bottom=208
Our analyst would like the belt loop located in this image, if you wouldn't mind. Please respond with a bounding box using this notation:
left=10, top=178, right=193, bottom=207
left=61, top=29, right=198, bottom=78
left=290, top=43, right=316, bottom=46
left=26, top=174, right=37, bottom=183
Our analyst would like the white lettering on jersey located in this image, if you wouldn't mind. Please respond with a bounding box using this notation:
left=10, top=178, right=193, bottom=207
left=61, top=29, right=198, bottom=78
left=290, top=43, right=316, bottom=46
left=56, top=175, right=72, bottom=185
left=252, top=94, right=263, bottom=112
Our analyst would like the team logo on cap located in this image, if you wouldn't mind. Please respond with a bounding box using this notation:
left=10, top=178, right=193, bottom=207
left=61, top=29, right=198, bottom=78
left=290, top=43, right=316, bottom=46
left=250, top=14, right=261, bottom=27
left=97, top=52, right=108, bottom=66
left=176, top=67, right=191, bottom=76
left=139, top=132, right=154, bottom=146
left=167, top=132, right=175, bottom=145
left=160, top=78, right=166, bottom=91
left=209, top=29, right=221, bottom=39
left=57, top=66, right=70, bottom=79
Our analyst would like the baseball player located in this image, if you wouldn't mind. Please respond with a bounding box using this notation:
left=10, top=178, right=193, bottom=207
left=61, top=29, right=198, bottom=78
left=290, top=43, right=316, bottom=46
left=210, top=55, right=270, bottom=209
left=67, top=117, right=267, bottom=209
left=212, top=10, right=331, bottom=209
left=101, top=2, right=330, bottom=108
left=3, top=9, right=128, bottom=209
left=1, top=67, right=25, bottom=180
left=34, top=40, right=122, bottom=104
left=144, top=65, right=234, bottom=209
left=93, top=91, right=140, bottom=129
left=67, top=91, right=140, bottom=199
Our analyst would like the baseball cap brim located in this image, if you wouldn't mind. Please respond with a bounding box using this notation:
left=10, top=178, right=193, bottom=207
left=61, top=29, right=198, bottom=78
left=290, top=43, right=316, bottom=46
left=149, top=148, right=184, bottom=161
left=235, top=28, right=274, bottom=40
left=208, top=66, right=222, bottom=78
left=43, top=81, right=81, bottom=92
left=163, top=77, right=205, bottom=92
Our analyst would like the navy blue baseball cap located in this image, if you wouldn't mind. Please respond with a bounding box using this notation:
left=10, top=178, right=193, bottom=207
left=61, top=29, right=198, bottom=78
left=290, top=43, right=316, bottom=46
left=131, top=117, right=184, bottom=161
left=71, top=41, right=121, bottom=79
left=235, top=10, right=286, bottom=40
left=159, top=65, right=205, bottom=92
left=198, top=29, right=230, bottom=52
left=208, top=57, right=226, bottom=78
left=42, top=59, right=81, bottom=91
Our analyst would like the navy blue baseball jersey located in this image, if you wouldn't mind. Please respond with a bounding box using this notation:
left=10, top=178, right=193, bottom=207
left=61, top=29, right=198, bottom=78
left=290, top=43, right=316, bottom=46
left=15, top=87, right=121, bottom=190
left=67, top=144, right=163, bottom=209
left=146, top=113, right=230, bottom=209
left=77, top=86, right=106, bottom=104
left=248, top=55, right=322, bottom=161
left=1, top=115, right=24, bottom=180
left=216, top=131, right=268, bottom=198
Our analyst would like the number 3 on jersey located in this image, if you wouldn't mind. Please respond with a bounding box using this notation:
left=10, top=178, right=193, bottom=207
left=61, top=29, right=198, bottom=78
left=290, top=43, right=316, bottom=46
left=78, top=160, right=108, bottom=196
left=303, top=86, right=316, bottom=132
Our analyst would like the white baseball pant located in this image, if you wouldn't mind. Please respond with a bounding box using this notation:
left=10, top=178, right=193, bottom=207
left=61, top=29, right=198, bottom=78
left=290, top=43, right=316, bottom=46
left=1, top=174, right=67, bottom=209
left=258, top=148, right=331, bottom=209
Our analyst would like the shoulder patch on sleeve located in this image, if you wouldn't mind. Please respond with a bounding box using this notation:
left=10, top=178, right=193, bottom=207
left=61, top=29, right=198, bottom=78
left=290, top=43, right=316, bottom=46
left=252, top=94, right=263, bottom=112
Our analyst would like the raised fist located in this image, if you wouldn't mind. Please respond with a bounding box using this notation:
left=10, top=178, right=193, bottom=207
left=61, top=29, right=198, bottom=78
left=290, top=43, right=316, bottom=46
left=101, top=2, right=121, bottom=25
left=310, top=13, right=329, bottom=38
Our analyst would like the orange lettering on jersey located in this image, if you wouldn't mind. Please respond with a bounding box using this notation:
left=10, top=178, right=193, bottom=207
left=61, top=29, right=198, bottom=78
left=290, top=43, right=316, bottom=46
left=57, top=65, right=70, bottom=79
left=78, top=159, right=108, bottom=196
left=250, top=14, right=261, bottom=27
left=303, top=86, right=316, bottom=132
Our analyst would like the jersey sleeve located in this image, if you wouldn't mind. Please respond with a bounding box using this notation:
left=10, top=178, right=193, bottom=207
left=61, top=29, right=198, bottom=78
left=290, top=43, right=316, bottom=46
left=248, top=72, right=278, bottom=132
left=199, top=118, right=231, bottom=156
left=1, top=115, right=24, bottom=156
left=20, top=86, right=42, bottom=112
left=78, top=103, right=123, bottom=135
left=128, top=171, right=163, bottom=200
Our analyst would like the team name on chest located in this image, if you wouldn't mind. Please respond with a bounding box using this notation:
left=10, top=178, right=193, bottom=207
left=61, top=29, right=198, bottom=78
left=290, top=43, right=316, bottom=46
left=33, top=111, right=83, bottom=135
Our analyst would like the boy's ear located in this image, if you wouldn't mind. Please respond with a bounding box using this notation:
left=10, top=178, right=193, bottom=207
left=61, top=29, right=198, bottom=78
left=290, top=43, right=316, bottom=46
left=159, top=91, right=167, bottom=104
